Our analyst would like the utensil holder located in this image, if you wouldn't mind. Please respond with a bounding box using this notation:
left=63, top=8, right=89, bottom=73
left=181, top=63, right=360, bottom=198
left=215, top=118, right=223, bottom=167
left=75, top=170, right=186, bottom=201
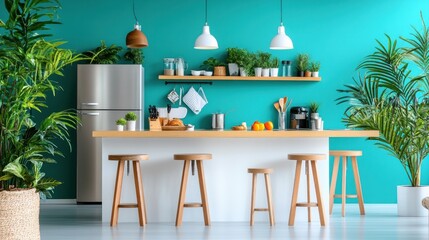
left=278, top=112, right=286, bottom=130
left=149, top=118, right=162, bottom=131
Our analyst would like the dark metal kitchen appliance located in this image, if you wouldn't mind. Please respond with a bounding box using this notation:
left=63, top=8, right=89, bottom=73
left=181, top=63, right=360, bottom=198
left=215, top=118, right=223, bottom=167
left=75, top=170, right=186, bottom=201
left=290, top=107, right=309, bottom=129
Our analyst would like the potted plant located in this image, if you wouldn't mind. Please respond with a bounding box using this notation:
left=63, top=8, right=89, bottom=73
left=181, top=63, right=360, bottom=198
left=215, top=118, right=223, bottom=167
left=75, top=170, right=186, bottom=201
left=309, top=61, right=321, bottom=77
left=201, top=57, right=226, bottom=76
left=226, top=47, right=245, bottom=76
left=0, top=0, right=82, bottom=238
left=269, top=57, right=279, bottom=77
left=83, top=40, right=123, bottom=64
left=116, top=118, right=127, bottom=131
left=297, top=53, right=309, bottom=77
left=254, top=52, right=271, bottom=77
left=124, top=48, right=144, bottom=64
left=309, top=102, right=320, bottom=119
left=337, top=17, right=429, bottom=216
left=236, top=50, right=255, bottom=77
left=125, top=112, right=138, bottom=131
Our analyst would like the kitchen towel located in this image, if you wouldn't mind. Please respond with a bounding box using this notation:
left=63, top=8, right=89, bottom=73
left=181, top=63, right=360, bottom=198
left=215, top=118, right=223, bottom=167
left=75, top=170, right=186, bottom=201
left=183, top=86, right=208, bottom=114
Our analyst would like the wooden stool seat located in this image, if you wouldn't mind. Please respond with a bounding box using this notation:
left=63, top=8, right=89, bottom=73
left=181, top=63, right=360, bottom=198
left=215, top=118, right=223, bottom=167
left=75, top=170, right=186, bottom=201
left=109, top=154, right=149, bottom=227
left=248, top=168, right=274, bottom=226
left=174, top=153, right=211, bottom=226
left=329, top=150, right=365, bottom=217
left=287, top=154, right=326, bottom=226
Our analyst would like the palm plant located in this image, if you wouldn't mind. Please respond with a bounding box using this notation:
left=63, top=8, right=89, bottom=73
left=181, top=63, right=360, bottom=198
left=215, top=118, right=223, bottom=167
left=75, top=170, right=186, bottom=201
left=337, top=16, right=429, bottom=187
left=0, top=0, right=83, bottom=198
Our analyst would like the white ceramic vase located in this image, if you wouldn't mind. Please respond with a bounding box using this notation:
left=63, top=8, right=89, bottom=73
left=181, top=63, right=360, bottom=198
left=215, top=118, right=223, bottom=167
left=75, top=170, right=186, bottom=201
left=239, top=67, right=247, bottom=77
left=312, top=71, right=319, bottom=77
left=228, top=63, right=239, bottom=76
left=270, top=68, right=279, bottom=77
left=262, top=68, right=270, bottom=77
left=126, top=120, right=136, bottom=131
left=254, top=67, right=262, bottom=77
left=397, top=185, right=429, bottom=216
left=117, top=125, right=124, bottom=131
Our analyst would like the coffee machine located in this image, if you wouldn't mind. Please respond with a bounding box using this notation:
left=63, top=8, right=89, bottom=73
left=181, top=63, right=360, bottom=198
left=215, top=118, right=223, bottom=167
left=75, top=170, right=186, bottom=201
left=290, top=107, right=309, bottom=129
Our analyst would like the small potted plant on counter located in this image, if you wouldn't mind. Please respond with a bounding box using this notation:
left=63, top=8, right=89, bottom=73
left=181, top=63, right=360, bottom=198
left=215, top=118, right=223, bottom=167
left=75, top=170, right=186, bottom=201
left=309, top=61, right=320, bottom=77
left=297, top=53, right=309, bottom=77
left=125, top=112, right=138, bottom=131
left=310, top=102, right=320, bottom=119
left=270, top=57, right=279, bottom=77
left=116, top=118, right=127, bottom=131
left=201, top=57, right=226, bottom=76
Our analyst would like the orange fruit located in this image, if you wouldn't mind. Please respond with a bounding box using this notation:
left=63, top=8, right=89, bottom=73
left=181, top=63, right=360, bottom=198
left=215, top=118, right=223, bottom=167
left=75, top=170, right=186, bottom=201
left=251, top=123, right=260, bottom=131
left=258, top=123, right=265, bottom=131
left=264, top=121, right=273, bottom=130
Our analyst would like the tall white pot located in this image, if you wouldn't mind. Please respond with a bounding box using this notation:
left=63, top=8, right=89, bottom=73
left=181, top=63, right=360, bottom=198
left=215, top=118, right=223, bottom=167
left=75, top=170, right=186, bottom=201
left=126, top=120, right=136, bottom=131
left=397, top=185, right=429, bottom=216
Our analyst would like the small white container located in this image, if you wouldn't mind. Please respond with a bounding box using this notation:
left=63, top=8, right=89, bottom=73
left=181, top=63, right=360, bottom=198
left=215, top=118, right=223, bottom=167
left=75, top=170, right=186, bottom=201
left=204, top=71, right=213, bottom=76
left=126, top=120, right=136, bottom=131
left=191, top=70, right=201, bottom=76
left=117, top=125, right=124, bottom=131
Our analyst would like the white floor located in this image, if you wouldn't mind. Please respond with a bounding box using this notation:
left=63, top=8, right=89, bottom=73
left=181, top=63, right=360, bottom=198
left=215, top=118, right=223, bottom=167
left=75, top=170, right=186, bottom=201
left=40, top=204, right=428, bottom=240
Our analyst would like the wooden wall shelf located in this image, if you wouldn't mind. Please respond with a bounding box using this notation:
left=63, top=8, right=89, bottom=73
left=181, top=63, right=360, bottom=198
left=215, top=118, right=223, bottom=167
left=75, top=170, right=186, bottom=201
left=158, top=75, right=321, bottom=82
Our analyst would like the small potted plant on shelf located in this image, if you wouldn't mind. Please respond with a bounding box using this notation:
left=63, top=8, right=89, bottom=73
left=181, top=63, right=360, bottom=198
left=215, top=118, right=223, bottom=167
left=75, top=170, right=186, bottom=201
left=236, top=50, right=255, bottom=77
left=116, top=118, right=127, bottom=131
left=125, top=112, right=138, bottom=131
left=297, top=53, right=309, bottom=77
left=201, top=57, right=227, bottom=76
left=309, top=61, right=320, bottom=77
left=227, top=47, right=246, bottom=76
left=269, top=57, right=279, bottom=77
left=254, top=52, right=271, bottom=77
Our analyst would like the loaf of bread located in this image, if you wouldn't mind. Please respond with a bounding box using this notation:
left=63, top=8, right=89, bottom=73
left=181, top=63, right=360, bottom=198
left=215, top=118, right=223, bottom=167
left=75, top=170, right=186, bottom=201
left=166, top=119, right=184, bottom=126
left=231, top=125, right=246, bottom=131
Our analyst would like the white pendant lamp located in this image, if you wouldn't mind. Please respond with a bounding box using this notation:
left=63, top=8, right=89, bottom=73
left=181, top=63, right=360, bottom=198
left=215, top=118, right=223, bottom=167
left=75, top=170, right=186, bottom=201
left=270, top=0, right=293, bottom=50
left=126, top=0, right=148, bottom=48
left=194, top=0, right=218, bottom=50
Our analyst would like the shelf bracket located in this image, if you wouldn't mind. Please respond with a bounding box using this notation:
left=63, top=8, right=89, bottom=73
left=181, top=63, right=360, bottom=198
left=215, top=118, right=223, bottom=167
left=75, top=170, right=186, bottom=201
left=164, top=81, right=213, bottom=85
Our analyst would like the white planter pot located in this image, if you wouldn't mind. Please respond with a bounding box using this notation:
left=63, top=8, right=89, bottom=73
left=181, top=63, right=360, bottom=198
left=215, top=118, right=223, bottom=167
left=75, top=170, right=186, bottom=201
left=239, top=67, right=247, bottom=77
left=262, top=68, right=270, bottom=77
left=397, top=185, right=429, bottom=216
left=270, top=68, right=279, bottom=77
left=311, top=113, right=319, bottom=119
left=117, top=125, right=124, bottom=131
left=254, top=67, right=262, bottom=77
left=126, top=120, right=136, bottom=131
left=312, top=71, right=319, bottom=77
left=228, top=63, right=239, bottom=76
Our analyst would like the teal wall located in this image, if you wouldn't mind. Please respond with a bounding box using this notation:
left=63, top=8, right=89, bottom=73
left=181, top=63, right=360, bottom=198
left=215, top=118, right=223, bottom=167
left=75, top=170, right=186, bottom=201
left=2, top=0, right=429, bottom=202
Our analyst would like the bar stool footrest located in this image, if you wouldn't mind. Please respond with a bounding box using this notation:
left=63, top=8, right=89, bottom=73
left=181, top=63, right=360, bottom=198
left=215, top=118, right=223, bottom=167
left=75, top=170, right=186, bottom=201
left=118, top=203, right=138, bottom=208
left=254, top=208, right=269, bottom=211
left=333, top=194, right=358, bottom=198
left=184, top=202, right=203, bottom=208
left=296, top=202, right=318, bottom=207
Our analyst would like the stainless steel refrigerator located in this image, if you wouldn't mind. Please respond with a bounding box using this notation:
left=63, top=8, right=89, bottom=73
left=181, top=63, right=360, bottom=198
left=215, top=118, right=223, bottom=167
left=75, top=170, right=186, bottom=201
left=76, top=64, right=143, bottom=203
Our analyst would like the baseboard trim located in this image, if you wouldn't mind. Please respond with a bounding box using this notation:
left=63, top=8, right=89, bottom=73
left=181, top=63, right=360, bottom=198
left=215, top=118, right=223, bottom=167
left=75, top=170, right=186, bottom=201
left=40, top=199, right=76, bottom=205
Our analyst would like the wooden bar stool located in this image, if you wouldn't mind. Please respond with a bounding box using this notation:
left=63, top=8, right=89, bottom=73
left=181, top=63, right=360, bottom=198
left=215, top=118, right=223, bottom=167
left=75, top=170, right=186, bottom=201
left=174, top=153, right=212, bottom=226
left=109, top=154, right=149, bottom=227
left=329, top=150, right=365, bottom=217
left=248, top=168, right=275, bottom=226
left=288, top=154, right=326, bottom=226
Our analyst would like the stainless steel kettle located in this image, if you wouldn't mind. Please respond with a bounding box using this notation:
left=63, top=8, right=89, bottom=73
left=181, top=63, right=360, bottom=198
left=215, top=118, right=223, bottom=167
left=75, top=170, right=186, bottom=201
left=212, top=113, right=224, bottom=130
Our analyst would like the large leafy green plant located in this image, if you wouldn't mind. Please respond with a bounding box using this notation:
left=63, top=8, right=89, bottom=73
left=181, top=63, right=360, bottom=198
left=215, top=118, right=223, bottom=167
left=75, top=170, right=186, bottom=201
left=337, top=15, right=429, bottom=187
left=0, top=0, right=82, bottom=198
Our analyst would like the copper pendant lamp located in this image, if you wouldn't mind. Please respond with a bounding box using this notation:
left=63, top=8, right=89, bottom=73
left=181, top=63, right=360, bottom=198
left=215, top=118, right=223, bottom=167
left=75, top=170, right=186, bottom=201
left=126, top=0, right=148, bottom=48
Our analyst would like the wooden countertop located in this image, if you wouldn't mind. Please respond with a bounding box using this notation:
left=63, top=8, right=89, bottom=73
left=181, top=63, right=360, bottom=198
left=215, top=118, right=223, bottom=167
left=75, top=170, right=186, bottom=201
left=92, top=129, right=379, bottom=138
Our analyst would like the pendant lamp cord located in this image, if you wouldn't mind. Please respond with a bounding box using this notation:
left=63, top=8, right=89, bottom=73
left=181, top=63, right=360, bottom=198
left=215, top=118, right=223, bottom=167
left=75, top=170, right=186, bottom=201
left=280, top=0, right=283, bottom=24
left=133, top=0, right=139, bottom=24
left=205, top=0, right=208, bottom=24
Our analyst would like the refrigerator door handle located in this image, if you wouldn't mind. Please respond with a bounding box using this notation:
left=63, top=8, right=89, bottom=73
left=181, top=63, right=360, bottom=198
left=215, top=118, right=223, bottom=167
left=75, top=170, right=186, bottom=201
left=81, top=102, right=99, bottom=106
left=81, top=112, right=100, bottom=116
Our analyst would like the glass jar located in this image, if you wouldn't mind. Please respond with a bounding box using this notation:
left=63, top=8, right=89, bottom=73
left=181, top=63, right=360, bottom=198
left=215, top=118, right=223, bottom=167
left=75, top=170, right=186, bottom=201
left=163, top=58, right=175, bottom=76
left=278, top=112, right=286, bottom=130
left=285, top=60, right=292, bottom=77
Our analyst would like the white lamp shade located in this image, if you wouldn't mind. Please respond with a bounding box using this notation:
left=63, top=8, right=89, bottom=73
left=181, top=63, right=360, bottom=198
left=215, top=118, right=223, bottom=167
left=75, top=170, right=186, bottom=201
left=194, top=25, right=218, bottom=49
left=270, top=25, right=293, bottom=50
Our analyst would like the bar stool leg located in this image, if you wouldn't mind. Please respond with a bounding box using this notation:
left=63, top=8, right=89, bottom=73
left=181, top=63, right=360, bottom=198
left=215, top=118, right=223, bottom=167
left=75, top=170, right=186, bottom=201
left=351, top=156, right=365, bottom=215
left=310, top=161, right=326, bottom=226
left=305, top=160, right=311, bottom=222
left=329, top=156, right=340, bottom=215
left=250, top=173, right=257, bottom=226
left=176, top=160, right=191, bottom=226
left=111, top=160, right=125, bottom=227
left=264, top=173, right=275, bottom=226
left=132, top=161, right=146, bottom=226
left=196, top=160, right=211, bottom=226
left=341, top=156, right=347, bottom=217
left=288, top=160, right=303, bottom=226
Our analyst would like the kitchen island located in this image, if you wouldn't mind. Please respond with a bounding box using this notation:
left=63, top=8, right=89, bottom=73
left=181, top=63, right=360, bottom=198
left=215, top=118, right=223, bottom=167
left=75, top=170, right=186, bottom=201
left=93, top=130, right=378, bottom=224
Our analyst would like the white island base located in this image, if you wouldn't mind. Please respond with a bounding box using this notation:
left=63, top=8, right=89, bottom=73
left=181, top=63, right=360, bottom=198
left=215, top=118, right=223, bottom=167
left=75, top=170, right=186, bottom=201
left=101, top=137, right=329, bottom=224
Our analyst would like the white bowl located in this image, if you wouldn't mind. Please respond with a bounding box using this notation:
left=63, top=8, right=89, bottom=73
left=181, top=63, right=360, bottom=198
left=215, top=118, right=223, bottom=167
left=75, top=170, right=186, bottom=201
left=204, top=71, right=213, bottom=76
left=191, top=70, right=201, bottom=76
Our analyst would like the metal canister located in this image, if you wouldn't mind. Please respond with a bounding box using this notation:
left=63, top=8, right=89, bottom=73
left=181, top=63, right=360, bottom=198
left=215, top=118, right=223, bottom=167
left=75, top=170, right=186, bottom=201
left=212, top=113, right=225, bottom=130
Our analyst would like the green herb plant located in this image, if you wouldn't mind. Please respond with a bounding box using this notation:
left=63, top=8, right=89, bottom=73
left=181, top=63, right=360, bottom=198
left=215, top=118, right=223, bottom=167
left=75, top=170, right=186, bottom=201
left=116, top=118, right=127, bottom=126
left=83, top=40, right=122, bottom=64
left=125, top=112, right=138, bottom=121
left=124, top=48, right=144, bottom=64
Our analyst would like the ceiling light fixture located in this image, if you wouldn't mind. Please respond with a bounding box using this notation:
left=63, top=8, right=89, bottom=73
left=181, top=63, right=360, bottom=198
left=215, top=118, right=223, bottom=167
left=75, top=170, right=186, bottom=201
left=194, top=0, right=218, bottom=50
left=270, top=0, right=293, bottom=50
left=126, top=0, right=148, bottom=48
